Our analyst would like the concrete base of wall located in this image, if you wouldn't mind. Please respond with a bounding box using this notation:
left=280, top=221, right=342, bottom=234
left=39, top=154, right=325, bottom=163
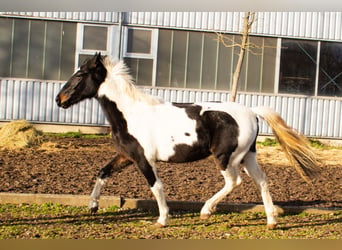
left=0, top=192, right=339, bottom=215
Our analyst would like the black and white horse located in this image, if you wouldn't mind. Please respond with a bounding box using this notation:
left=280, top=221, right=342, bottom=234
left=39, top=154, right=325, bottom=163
left=56, top=53, right=319, bottom=229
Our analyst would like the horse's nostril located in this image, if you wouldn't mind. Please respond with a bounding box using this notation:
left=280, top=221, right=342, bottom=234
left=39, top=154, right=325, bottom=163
left=57, top=93, right=68, bottom=106
left=56, top=95, right=61, bottom=105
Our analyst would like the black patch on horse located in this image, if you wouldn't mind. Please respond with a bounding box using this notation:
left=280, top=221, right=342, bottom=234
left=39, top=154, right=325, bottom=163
left=172, top=103, right=202, bottom=120
left=249, top=117, right=259, bottom=153
left=97, top=96, right=157, bottom=187
left=168, top=103, right=211, bottom=162
left=168, top=105, right=239, bottom=166
left=202, top=110, right=239, bottom=170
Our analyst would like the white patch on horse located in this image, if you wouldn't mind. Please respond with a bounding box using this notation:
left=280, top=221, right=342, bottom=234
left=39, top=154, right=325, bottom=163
left=98, top=61, right=199, bottom=162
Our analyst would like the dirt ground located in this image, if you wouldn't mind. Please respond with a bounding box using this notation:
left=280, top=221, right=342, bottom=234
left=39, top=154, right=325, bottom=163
left=0, top=136, right=341, bottom=208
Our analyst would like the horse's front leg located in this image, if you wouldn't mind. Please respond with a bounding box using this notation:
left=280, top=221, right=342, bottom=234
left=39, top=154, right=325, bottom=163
left=89, top=153, right=132, bottom=214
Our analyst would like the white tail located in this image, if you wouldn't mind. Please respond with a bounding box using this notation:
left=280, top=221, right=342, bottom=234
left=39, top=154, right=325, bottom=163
left=252, top=106, right=321, bottom=183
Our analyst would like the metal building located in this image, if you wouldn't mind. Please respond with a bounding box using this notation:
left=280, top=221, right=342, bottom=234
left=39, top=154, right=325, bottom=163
left=0, top=12, right=342, bottom=138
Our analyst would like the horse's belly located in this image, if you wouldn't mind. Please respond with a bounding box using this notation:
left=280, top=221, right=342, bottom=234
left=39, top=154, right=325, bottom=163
left=166, top=143, right=211, bottom=163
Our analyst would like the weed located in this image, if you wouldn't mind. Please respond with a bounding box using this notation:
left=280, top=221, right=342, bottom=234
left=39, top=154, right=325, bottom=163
left=258, top=137, right=278, bottom=146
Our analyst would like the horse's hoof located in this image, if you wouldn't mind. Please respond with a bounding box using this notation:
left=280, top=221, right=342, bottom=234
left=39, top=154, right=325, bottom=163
left=153, top=222, right=166, bottom=228
left=200, top=214, right=211, bottom=220
left=89, top=206, right=98, bottom=214
left=267, top=223, right=277, bottom=230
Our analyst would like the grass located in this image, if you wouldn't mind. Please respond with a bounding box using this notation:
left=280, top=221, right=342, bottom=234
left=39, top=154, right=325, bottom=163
left=258, top=137, right=341, bottom=149
left=0, top=203, right=340, bottom=239
left=45, top=131, right=111, bottom=139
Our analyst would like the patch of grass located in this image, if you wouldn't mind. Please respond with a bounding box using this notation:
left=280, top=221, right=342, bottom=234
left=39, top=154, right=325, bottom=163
left=0, top=203, right=340, bottom=239
left=308, top=139, right=327, bottom=148
left=258, top=138, right=278, bottom=147
left=45, top=131, right=110, bottom=139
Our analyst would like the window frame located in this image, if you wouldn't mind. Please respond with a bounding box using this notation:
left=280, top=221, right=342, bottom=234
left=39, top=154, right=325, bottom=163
left=122, top=26, right=159, bottom=86
left=75, top=23, right=114, bottom=70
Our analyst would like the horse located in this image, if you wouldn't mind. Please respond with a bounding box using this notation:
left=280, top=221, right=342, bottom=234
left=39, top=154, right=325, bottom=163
left=56, top=53, right=320, bottom=229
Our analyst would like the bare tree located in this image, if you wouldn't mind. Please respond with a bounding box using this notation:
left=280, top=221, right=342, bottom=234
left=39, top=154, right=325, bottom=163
left=217, top=12, right=256, bottom=102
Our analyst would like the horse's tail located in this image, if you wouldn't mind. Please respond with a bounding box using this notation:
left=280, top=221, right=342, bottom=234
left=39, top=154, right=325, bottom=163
left=252, top=106, right=321, bottom=183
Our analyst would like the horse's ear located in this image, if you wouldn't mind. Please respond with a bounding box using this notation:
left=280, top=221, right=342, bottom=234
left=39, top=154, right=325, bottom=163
left=95, top=52, right=102, bottom=62
left=88, top=52, right=103, bottom=70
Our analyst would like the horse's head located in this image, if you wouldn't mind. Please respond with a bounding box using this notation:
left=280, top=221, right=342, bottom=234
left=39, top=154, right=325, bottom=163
left=56, top=53, right=107, bottom=109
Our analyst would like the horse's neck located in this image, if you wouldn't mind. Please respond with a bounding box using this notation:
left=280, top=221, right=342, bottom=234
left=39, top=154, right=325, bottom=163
left=96, top=95, right=128, bottom=134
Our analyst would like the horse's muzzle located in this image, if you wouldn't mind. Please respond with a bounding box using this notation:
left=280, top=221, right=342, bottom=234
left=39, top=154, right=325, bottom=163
left=56, top=93, right=70, bottom=109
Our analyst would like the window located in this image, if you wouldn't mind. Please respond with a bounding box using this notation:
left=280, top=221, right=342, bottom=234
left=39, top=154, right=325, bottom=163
left=76, top=24, right=111, bottom=68
left=123, top=27, right=157, bottom=86
left=318, top=42, right=342, bottom=97
left=0, top=17, right=76, bottom=80
left=279, top=39, right=317, bottom=95
left=127, top=29, right=152, bottom=54
left=156, top=29, right=277, bottom=92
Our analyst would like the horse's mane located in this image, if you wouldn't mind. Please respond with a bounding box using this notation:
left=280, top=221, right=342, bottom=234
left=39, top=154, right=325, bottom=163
left=102, top=57, right=162, bottom=105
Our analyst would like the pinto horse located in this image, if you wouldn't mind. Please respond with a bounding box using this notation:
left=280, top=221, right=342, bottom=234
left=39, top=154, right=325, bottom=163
left=56, top=53, right=320, bottom=229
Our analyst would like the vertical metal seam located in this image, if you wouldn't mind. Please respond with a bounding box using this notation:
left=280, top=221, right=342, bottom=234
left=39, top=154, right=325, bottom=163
left=314, top=41, right=321, bottom=96
left=168, top=30, right=174, bottom=87
left=199, top=33, right=204, bottom=89
left=9, top=19, right=14, bottom=77
left=214, top=35, right=219, bottom=90
left=42, top=21, right=47, bottom=79
left=26, top=20, right=31, bottom=78
left=184, top=31, right=189, bottom=88
left=58, top=22, right=63, bottom=80
left=259, top=37, right=265, bottom=92
left=274, top=38, right=282, bottom=94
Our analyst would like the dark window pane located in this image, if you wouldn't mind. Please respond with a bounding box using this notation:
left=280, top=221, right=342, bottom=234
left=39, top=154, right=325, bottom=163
left=216, top=35, right=234, bottom=91
left=124, top=58, right=153, bottom=86
left=28, top=20, right=45, bottom=79
left=201, top=33, right=217, bottom=90
left=0, top=18, right=12, bottom=77
left=127, top=29, right=151, bottom=54
left=12, top=19, right=29, bottom=77
left=261, top=37, right=277, bottom=93
left=60, top=22, right=77, bottom=80
left=44, top=21, right=62, bottom=80
left=170, top=30, right=187, bottom=88
left=0, top=17, right=76, bottom=81
left=83, top=26, right=107, bottom=50
left=156, top=29, right=172, bottom=87
left=318, top=42, right=342, bottom=97
left=279, top=39, right=317, bottom=95
left=186, top=31, right=202, bottom=89
left=245, top=36, right=263, bottom=92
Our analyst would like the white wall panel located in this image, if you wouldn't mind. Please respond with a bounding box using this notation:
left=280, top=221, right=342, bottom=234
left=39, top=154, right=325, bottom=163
left=1, top=80, right=342, bottom=138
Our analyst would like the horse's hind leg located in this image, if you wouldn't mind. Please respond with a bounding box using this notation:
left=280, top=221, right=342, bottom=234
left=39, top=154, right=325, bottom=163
left=243, top=151, right=277, bottom=229
left=200, top=165, right=241, bottom=219
left=200, top=151, right=243, bottom=219
left=89, top=154, right=132, bottom=213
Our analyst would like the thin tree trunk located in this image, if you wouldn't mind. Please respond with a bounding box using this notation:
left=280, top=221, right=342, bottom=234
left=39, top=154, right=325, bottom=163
left=230, top=12, right=255, bottom=102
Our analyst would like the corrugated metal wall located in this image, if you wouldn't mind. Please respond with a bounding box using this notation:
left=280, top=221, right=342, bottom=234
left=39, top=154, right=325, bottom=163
left=1, top=12, right=119, bottom=23
left=126, top=12, right=342, bottom=41
left=2, top=12, right=342, bottom=41
left=0, top=79, right=107, bottom=126
left=1, top=79, right=341, bottom=138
